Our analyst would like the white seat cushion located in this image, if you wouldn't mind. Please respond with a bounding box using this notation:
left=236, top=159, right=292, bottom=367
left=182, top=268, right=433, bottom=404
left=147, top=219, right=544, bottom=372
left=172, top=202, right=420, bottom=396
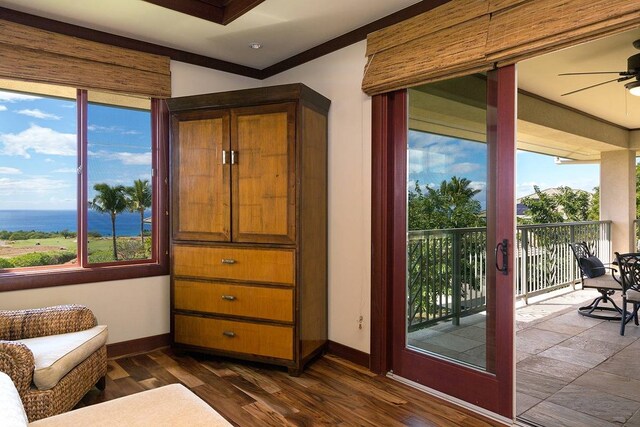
left=0, top=371, right=28, bottom=427
left=626, top=289, right=640, bottom=303
left=583, top=275, right=622, bottom=291
left=16, top=325, right=107, bottom=391
left=30, top=384, right=232, bottom=427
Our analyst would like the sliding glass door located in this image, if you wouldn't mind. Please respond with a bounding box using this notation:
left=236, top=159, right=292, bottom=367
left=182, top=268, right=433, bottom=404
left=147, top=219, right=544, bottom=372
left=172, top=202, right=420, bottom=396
left=386, top=67, right=516, bottom=419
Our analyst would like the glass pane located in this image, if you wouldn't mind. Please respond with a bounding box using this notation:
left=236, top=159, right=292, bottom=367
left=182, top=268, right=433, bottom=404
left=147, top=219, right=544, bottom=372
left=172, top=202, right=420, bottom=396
left=406, top=74, right=492, bottom=372
left=87, top=93, right=152, bottom=263
left=0, top=85, right=77, bottom=269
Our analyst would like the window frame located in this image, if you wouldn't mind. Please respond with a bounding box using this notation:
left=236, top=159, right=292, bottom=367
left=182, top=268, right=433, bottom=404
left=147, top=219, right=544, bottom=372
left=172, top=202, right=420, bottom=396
left=0, top=89, right=169, bottom=292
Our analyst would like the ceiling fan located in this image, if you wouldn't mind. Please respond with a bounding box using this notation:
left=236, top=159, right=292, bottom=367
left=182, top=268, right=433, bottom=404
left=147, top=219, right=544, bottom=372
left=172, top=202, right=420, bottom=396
left=560, top=39, right=640, bottom=96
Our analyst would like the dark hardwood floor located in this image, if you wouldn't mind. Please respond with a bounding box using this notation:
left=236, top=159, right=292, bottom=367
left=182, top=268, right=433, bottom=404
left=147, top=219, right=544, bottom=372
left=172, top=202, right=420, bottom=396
left=78, top=348, right=500, bottom=426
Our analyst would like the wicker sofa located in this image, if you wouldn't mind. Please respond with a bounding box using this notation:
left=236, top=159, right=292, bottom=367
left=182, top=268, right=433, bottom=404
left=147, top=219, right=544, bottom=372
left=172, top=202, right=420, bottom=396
left=0, top=305, right=108, bottom=422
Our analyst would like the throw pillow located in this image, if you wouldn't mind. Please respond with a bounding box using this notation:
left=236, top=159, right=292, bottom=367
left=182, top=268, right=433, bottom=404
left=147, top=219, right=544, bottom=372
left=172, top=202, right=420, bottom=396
left=580, top=256, right=605, bottom=278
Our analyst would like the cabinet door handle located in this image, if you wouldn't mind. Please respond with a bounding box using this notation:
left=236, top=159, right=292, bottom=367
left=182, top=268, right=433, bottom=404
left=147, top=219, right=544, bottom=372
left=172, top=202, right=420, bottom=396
left=222, top=331, right=236, bottom=338
left=222, top=150, right=228, bottom=165
left=221, top=258, right=236, bottom=264
left=221, top=295, right=236, bottom=301
left=230, top=150, right=237, bottom=165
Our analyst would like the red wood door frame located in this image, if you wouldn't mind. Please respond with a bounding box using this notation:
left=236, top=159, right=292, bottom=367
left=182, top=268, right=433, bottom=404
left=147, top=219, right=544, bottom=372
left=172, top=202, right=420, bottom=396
left=370, top=66, right=516, bottom=419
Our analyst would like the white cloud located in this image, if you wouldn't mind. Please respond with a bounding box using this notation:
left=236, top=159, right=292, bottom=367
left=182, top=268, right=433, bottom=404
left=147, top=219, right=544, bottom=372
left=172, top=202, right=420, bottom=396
left=0, top=167, right=21, bottom=174
left=469, top=181, right=486, bottom=192
left=90, top=150, right=151, bottom=166
left=0, top=92, right=40, bottom=102
left=0, top=105, right=7, bottom=112
left=17, top=109, right=61, bottom=120
left=52, top=168, right=77, bottom=173
left=517, top=182, right=543, bottom=199
left=0, top=124, right=76, bottom=158
left=0, top=177, right=70, bottom=196
left=88, top=124, right=141, bottom=135
left=450, top=162, right=481, bottom=174
left=44, top=158, right=54, bottom=163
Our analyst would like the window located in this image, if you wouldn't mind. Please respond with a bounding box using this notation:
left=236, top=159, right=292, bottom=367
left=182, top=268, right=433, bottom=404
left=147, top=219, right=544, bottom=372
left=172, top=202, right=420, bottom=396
left=0, top=80, right=168, bottom=290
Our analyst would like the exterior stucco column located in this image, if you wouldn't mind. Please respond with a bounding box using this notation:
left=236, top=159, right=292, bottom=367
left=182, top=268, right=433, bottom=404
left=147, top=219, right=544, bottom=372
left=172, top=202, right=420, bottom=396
left=600, top=150, right=636, bottom=255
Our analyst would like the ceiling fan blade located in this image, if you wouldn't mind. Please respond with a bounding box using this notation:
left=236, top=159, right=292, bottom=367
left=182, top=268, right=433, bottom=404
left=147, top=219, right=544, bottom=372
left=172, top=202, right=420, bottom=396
left=561, top=75, right=634, bottom=96
left=559, top=71, right=626, bottom=76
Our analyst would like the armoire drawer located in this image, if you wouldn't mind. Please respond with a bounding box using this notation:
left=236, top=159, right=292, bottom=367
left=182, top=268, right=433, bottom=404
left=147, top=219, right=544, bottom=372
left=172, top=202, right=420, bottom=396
left=174, top=315, right=293, bottom=360
left=174, top=280, right=294, bottom=322
left=173, top=245, right=294, bottom=285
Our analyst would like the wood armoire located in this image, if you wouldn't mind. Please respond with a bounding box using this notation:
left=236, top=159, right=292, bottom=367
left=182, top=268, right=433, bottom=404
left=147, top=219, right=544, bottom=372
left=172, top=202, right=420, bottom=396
left=167, top=84, right=330, bottom=375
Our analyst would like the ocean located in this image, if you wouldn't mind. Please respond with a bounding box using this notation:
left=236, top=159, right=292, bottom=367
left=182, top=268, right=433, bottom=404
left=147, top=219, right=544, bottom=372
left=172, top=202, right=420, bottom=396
left=0, top=210, right=151, bottom=237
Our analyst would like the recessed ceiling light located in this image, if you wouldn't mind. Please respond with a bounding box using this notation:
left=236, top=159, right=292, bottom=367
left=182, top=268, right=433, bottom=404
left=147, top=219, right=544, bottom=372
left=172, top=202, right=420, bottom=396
left=249, top=42, right=262, bottom=49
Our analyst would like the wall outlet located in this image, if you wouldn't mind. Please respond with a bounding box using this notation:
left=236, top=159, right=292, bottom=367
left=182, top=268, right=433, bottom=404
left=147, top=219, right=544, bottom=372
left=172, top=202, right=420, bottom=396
left=358, top=315, right=364, bottom=330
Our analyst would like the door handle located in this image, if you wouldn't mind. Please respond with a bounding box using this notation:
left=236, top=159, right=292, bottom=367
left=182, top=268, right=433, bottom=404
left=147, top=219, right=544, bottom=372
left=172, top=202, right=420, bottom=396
left=495, top=239, right=508, bottom=275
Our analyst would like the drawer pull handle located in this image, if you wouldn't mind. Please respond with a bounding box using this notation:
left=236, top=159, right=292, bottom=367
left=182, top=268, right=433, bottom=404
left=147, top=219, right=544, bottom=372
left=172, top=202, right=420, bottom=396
left=222, top=331, right=236, bottom=338
left=221, top=258, right=236, bottom=264
left=221, top=295, right=236, bottom=301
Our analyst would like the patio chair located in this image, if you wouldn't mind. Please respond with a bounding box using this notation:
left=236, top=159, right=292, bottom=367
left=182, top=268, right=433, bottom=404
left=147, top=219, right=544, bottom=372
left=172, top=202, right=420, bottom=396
left=569, top=242, right=622, bottom=320
left=613, top=252, right=640, bottom=335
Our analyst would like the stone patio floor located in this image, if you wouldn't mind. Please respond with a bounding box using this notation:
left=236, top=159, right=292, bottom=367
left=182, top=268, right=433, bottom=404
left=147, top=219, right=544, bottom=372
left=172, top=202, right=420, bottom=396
left=516, top=288, right=640, bottom=427
left=408, top=287, right=640, bottom=426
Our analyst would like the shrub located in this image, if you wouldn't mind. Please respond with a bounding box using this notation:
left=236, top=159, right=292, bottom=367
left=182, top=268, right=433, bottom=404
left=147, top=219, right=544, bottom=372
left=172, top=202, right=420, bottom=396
left=88, top=250, right=116, bottom=264
left=0, top=258, right=14, bottom=268
left=10, top=251, right=76, bottom=267
left=117, top=239, right=146, bottom=260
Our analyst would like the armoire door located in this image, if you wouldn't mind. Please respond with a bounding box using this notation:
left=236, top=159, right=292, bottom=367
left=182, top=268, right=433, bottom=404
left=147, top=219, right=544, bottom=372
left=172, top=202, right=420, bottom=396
left=171, top=109, right=231, bottom=242
left=231, top=102, right=296, bottom=244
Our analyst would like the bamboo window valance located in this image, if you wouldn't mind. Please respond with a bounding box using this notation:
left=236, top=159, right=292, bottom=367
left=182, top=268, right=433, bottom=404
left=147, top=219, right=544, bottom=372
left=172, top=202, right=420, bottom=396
left=362, top=0, right=640, bottom=96
left=0, top=19, right=171, bottom=98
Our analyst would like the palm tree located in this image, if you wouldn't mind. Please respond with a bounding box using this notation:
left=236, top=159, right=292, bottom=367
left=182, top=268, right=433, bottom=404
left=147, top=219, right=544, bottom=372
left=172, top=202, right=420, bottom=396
left=90, top=183, right=128, bottom=260
left=125, top=179, right=152, bottom=244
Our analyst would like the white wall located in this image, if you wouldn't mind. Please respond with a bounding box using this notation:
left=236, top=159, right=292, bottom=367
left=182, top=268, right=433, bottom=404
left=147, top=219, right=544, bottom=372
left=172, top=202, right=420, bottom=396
left=1, top=47, right=373, bottom=353
left=1, top=277, right=169, bottom=344
left=264, top=42, right=372, bottom=353
left=170, top=61, right=262, bottom=96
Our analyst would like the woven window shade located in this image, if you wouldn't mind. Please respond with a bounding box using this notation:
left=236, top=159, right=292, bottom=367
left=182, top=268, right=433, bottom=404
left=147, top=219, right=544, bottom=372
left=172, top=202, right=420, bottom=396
left=0, top=19, right=171, bottom=98
left=362, top=0, right=640, bottom=96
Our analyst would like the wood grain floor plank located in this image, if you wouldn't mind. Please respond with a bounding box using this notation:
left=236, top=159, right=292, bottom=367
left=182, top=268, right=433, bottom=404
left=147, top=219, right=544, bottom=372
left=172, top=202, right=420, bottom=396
left=114, top=357, right=153, bottom=382
left=106, top=360, right=129, bottom=380
left=78, top=349, right=500, bottom=426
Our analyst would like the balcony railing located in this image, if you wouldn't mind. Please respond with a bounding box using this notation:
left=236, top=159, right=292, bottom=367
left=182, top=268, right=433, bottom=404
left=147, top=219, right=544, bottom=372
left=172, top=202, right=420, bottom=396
left=407, top=221, right=611, bottom=331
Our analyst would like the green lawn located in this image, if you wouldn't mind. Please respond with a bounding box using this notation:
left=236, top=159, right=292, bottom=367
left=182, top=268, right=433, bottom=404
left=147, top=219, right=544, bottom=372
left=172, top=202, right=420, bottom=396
left=1, top=236, right=150, bottom=266
left=10, top=237, right=76, bottom=251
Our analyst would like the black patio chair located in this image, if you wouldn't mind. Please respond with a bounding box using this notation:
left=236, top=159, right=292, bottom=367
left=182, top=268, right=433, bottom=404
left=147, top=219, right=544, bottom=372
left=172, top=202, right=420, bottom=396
left=569, top=242, right=622, bottom=320
left=613, top=252, right=640, bottom=335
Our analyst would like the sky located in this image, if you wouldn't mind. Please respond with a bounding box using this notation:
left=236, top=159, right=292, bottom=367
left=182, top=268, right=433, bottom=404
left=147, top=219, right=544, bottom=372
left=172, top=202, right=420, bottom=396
left=408, top=129, right=601, bottom=208
left=0, top=87, right=601, bottom=212
left=0, top=89, right=151, bottom=211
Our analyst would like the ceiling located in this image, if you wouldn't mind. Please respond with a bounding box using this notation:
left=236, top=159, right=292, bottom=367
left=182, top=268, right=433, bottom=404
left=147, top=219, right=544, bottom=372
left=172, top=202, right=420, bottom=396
left=0, top=0, right=421, bottom=69
left=519, top=28, right=640, bottom=130
left=1, top=1, right=639, bottom=132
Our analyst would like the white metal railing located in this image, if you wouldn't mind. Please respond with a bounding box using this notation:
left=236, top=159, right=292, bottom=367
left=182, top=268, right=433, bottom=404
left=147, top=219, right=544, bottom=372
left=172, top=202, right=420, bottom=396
left=407, top=221, right=612, bottom=329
